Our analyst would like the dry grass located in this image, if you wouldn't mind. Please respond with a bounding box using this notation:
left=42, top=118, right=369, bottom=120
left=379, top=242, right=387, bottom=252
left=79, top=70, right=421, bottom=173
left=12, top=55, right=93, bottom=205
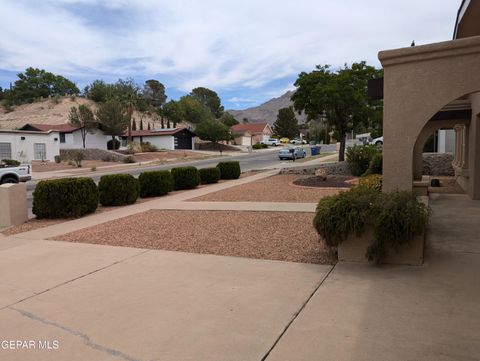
left=32, top=160, right=118, bottom=172
left=52, top=210, right=334, bottom=264
left=191, top=174, right=344, bottom=203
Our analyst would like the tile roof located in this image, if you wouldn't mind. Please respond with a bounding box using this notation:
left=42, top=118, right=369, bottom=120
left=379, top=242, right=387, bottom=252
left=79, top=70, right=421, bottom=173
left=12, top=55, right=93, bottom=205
left=230, top=122, right=270, bottom=134
left=123, top=128, right=195, bottom=137
left=21, top=123, right=81, bottom=133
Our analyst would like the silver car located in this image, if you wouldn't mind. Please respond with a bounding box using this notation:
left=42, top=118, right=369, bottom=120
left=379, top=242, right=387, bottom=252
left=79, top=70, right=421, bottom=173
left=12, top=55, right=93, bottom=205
left=278, top=147, right=306, bottom=160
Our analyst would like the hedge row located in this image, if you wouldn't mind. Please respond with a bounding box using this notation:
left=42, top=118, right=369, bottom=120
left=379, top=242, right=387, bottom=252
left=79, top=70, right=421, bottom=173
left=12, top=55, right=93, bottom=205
left=32, top=161, right=242, bottom=218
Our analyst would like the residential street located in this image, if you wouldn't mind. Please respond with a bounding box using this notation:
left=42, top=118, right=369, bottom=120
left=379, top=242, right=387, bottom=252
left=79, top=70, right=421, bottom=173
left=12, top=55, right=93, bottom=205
left=25, top=145, right=337, bottom=215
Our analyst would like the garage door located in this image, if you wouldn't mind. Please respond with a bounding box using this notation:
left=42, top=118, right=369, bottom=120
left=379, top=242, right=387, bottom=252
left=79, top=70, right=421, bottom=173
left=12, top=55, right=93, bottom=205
left=174, top=136, right=192, bottom=150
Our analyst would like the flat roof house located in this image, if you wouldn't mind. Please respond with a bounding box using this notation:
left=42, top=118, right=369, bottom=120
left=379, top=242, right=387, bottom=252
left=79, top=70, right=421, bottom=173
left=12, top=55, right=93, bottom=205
left=378, top=0, right=480, bottom=199
left=0, top=129, right=60, bottom=163
left=120, top=128, right=196, bottom=150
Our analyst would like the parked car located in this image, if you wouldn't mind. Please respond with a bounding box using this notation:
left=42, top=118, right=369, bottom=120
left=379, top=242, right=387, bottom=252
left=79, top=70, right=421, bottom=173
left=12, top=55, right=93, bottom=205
left=290, top=139, right=307, bottom=145
left=370, top=136, right=383, bottom=146
left=262, top=138, right=280, bottom=146
left=0, top=163, right=32, bottom=184
left=278, top=147, right=306, bottom=161
left=279, top=137, right=290, bottom=144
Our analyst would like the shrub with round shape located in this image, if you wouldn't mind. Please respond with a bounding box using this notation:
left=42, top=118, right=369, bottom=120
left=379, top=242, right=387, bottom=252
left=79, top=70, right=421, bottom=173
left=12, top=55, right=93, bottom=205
left=216, top=161, right=241, bottom=179
left=33, top=177, right=98, bottom=218
left=199, top=167, right=221, bottom=184
left=171, top=166, right=200, bottom=190
left=99, top=174, right=139, bottom=206
left=138, top=170, right=173, bottom=198
left=359, top=174, right=383, bottom=192
left=346, top=144, right=379, bottom=176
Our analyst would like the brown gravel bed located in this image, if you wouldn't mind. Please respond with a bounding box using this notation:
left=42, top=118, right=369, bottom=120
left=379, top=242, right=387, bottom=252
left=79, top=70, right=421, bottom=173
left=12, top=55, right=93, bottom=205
left=191, top=174, right=344, bottom=203
left=52, top=210, right=334, bottom=264
left=32, top=160, right=118, bottom=172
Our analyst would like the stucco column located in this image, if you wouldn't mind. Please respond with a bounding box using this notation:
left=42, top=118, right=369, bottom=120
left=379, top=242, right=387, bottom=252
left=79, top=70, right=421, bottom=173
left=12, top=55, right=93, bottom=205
left=467, top=93, right=480, bottom=199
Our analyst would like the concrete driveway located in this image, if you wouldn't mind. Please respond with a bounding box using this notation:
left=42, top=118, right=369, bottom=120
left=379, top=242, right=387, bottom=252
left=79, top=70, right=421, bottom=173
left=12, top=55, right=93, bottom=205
left=0, top=239, right=331, bottom=361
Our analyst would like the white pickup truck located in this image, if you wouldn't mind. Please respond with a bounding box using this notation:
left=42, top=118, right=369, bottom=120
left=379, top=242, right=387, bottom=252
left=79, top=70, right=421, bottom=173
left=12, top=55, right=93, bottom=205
left=0, top=163, right=32, bottom=184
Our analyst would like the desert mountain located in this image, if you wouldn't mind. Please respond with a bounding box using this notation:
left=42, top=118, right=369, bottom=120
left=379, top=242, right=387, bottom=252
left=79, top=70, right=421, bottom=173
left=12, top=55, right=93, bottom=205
left=0, top=96, right=161, bottom=130
left=227, top=90, right=307, bottom=125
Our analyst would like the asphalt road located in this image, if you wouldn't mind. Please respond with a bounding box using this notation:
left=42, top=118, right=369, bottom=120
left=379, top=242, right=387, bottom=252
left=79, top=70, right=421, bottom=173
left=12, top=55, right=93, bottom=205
left=26, top=144, right=337, bottom=216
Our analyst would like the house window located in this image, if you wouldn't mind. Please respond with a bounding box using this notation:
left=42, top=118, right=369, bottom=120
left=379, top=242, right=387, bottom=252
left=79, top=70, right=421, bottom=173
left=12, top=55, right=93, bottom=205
left=0, top=142, right=12, bottom=159
left=34, top=143, right=47, bottom=160
left=60, top=133, right=66, bottom=143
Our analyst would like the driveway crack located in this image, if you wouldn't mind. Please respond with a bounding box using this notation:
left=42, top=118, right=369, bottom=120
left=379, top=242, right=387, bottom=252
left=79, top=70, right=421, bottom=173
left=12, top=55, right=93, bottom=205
left=8, top=306, right=143, bottom=361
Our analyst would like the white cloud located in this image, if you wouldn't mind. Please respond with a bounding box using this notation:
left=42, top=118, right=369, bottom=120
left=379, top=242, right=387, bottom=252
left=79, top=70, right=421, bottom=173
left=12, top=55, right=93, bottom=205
left=0, top=0, right=460, bottom=98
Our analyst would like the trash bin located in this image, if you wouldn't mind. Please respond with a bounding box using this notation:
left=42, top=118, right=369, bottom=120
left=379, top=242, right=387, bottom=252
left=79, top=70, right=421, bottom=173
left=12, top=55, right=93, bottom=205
left=310, top=147, right=319, bottom=156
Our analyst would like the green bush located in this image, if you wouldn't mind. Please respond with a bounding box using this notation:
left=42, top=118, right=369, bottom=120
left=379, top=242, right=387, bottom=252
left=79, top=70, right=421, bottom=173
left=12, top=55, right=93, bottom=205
left=98, top=174, right=139, bottom=206
left=54, top=155, right=62, bottom=164
left=123, top=156, right=136, bottom=163
left=199, top=167, right=221, bottom=184
left=313, top=187, right=429, bottom=264
left=33, top=178, right=98, bottom=218
left=1, top=159, right=20, bottom=166
left=107, top=139, right=120, bottom=150
left=171, top=166, right=200, bottom=190
left=138, top=170, right=173, bottom=197
left=252, top=142, right=263, bottom=149
left=365, top=152, right=382, bottom=175
left=359, top=174, right=383, bottom=192
left=141, top=142, right=158, bottom=152
left=346, top=144, right=379, bottom=176
left=217, top=161, right=241, bottom=179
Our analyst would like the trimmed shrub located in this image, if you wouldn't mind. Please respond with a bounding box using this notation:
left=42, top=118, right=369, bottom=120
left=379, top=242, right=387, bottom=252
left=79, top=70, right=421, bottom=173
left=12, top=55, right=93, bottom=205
left=107, top=139, right=120, bottom=150
left=365, top=152, right=382, bottom=175
left=54, top=155, right=62, bottom=163
left=33, top=177, right=98, bottom=218
left=138, top=170, right=173, bottom=197
left=346, top=144, right=378, bottom=176
left=313, top=187, right=429, bottom=264
left=217, top=161, right=241, bottom=179
left=98, top=174, right=139, bottom=206
left=1, top=159, right=20, bottom=166
left=171, top=166, right=200, bottom=190
left=199, top=167, right=221, bottom=184
left=253, top=142, right=268, bottom=149
left=359, top=174, right=382, bottom=192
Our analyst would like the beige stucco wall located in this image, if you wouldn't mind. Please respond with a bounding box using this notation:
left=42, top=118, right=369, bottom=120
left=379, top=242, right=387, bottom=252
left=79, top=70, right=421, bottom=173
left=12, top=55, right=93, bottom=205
left=0, top=183, right=28, bottom=227
left=379, top=36, right=480, bottom=196
left=466, top=92, right=480, bottom=199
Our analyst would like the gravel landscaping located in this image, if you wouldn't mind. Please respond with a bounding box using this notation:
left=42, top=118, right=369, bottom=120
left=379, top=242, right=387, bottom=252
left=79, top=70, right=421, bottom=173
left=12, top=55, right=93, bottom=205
left=292, top=176, right=354, bottom=188
left=191, top=174, right=344, bottom=203
left=52, top=210, right=334, bottom=264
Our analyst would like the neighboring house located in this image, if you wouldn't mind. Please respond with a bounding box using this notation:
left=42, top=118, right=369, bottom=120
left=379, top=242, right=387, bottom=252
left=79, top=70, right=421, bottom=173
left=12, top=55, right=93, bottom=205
left=20, top=123, right=109, bottom=150
left=231, top=123, right=273, bottom=146
left=0, top=129, right=60, bottom=162
left=120, top=128, right=196, bottom=150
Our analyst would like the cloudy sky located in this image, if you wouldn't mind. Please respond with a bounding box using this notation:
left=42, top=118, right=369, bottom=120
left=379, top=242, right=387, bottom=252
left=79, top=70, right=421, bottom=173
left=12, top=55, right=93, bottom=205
left=0, top=0, right=460, bottom=109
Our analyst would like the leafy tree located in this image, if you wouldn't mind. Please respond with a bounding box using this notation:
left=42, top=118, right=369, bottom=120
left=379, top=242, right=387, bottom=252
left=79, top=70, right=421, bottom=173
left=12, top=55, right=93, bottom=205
left=162, top=100, right=185, bottom=128
left=189, top=87, right=224, bottom=118
left=6, top=67, right=79, bottom=104
left=273, top=107, right=299, bottom=139
left=112, top=78, right=143, bottom=141
left=179, top=95, right=213, bottom=124
left=143, top=80, right=167, bottom=109
left=132, top=119, right=137, bottom=131
left=220, top=112, right=239, bottom=127
left=68, top=104, right=97, bottom=148
left=84, top=80, right=113, bottom=103
left=195, top=120, right=231, bottom=148
left=292, top=62, right=383, bottom=161
left=95, top=100, right=129, bottom=144
left=147, top=122, right=151, bottom=130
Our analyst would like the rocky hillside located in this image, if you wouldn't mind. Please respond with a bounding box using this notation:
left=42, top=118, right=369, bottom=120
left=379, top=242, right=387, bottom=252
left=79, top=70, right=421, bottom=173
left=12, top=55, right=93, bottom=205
left=0, top=96, right=161, bottom=130
left=227, top=90, right=307, bottom=125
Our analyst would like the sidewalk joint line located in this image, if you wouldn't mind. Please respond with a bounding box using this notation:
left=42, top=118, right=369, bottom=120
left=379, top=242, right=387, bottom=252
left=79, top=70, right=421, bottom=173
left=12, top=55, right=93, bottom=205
left=1, top=249, right=150, bottom=311
left=260, top=263, right=337, bottom=361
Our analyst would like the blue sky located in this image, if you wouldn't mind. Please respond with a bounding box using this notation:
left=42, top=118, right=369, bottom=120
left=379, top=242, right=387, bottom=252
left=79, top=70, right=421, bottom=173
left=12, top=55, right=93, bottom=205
left=0, top=0, right=459, bottom=109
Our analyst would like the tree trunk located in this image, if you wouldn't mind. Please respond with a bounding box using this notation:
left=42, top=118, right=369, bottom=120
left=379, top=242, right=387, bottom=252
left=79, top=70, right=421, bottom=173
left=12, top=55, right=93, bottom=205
left=338, top=132, right=346, bottom=162
left=82, top=129, right=86, bottom=148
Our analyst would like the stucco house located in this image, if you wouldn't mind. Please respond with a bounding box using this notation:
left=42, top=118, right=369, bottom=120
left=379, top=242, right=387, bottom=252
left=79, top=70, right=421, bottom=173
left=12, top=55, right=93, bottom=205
left=375, top=0, right=480, bottom=200
left=0, top=129, right=60, bottom=162
left=231, top=123, right=273, bottom=146
left=119, top=128, right=196, bottom=150
left=20, top=123, right=109, bottom=150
